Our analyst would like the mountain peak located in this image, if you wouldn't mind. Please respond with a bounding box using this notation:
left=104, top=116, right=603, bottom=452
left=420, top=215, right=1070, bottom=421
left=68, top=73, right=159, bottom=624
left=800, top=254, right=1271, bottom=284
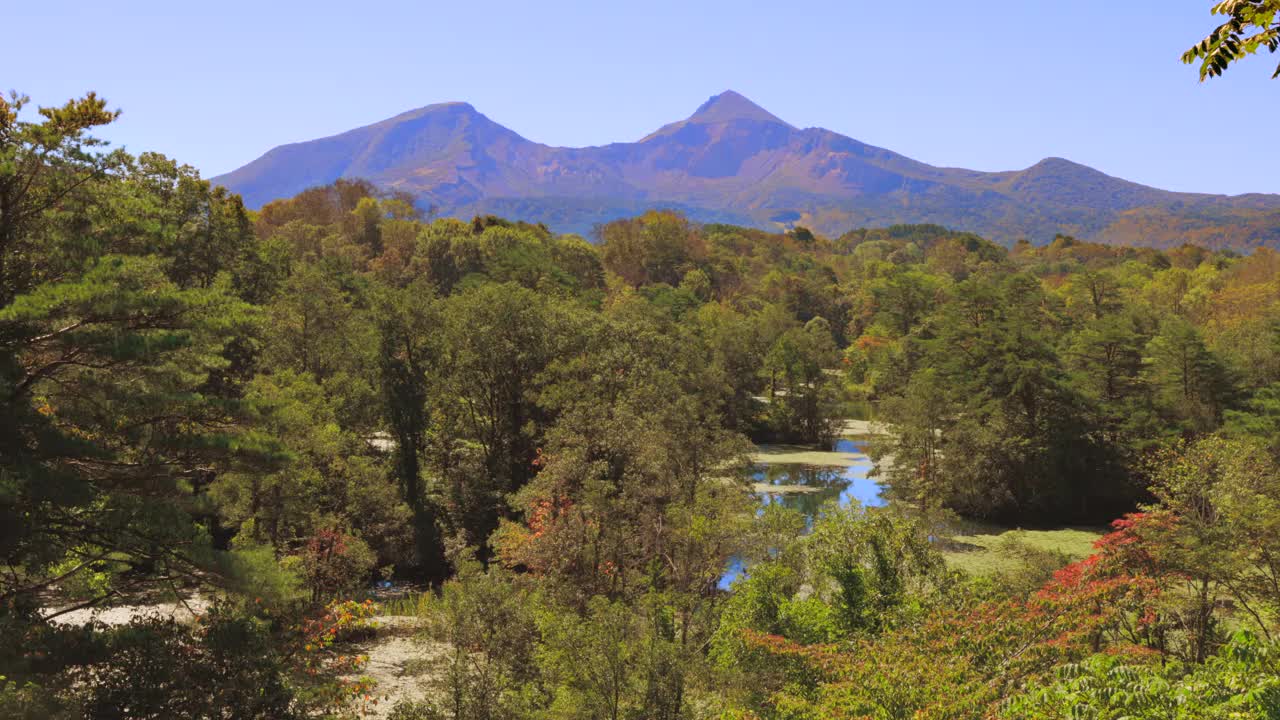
left=212, top=94, right=1280, bottom=250
left=687, top=90, right=791, bottom=126
left=433, top=100, right=480, bottom=113
left=1017, top=156, right=1132, bottom=185
left=1027, top=157, right=1089, bottom=172
left=390, top=100, right=480, bottom=122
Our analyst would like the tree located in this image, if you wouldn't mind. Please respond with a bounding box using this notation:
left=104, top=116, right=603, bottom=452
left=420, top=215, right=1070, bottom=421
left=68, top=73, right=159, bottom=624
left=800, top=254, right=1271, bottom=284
left=0, top=92, right=123, bottom=306
left=1119, top=437, right=1280, bottom=661
left=1, top=255, right=268, bottom=609
left=209, top=370, right=412, bottom=573
left=691, top=302, right=768, bottom=434
left=761, top=317, right=843, bottom=444
left=711, top=508, right=951, bottom=711
left=869, top=269, right=942, bottom=337
left=430, top=283, right=575, bottom=549
left=486, top=301, right=755, bottom=720
left=1224, top=382, right=1280, bottom=457
left=260, top=262, right=380, bottom=429
left=535, top=597, right=665, bottom=720
left=98, top=153, right=257, bottom=292
left=883, top=273, right=1130, bottom=522
left=1183, top=0, right=1280, bottom=80
left=598, top=210, right=705, bottom=288
left=403, top=559, right=541, bottom=720
left=1144, top=317, right=1235, bottom=434
left=1066, top=311, right=1159, bottom=450
left=262, top=264, right=362, bottom=384
left=806, top=506, right=951, bottom=636
left=496, top=301, right=753, bottom=604
left=873, top=369, right=949, bottom=511
left=373, top=282, right=448, bottom=579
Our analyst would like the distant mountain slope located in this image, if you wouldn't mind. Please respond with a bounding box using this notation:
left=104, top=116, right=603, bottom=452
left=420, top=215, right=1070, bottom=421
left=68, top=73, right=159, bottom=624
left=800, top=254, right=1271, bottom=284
left=212, top=91, right=1280, bottom=248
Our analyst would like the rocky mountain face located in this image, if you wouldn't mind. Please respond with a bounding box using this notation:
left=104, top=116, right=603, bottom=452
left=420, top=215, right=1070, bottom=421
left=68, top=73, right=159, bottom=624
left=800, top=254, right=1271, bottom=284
left=213, top=91, right=1280, bottom=248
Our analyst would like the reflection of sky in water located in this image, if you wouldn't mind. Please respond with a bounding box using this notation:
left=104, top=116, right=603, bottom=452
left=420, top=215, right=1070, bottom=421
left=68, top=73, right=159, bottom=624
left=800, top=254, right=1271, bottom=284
left=720, top=440, right=883, bottom=588
left=755, top=441, right=884, bottom=519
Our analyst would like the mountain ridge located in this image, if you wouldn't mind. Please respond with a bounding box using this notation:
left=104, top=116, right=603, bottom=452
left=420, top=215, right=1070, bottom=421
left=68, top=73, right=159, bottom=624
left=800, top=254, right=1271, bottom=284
left=212, top=91, right=1280, bottom=248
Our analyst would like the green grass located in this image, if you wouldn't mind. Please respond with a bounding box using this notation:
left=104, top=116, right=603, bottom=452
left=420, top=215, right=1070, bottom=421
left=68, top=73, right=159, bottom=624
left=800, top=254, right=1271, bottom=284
left=940, top=527, right=1103, bottom=577
left=376, top=592, right=429, bottom=617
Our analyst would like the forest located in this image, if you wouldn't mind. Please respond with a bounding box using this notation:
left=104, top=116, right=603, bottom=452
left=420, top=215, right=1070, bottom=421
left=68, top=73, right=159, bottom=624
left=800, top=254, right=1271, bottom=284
left=4, top=90, right=1280, bottom=719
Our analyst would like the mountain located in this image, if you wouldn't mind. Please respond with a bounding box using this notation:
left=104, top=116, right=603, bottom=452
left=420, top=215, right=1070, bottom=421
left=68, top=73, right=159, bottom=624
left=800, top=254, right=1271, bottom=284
left=212, top=91, right=1280, bottom=248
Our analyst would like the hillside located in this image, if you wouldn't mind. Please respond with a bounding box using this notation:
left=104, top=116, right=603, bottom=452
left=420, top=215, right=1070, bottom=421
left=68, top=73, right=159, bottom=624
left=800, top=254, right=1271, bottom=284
left=213, top=91, right=1280, bottom=248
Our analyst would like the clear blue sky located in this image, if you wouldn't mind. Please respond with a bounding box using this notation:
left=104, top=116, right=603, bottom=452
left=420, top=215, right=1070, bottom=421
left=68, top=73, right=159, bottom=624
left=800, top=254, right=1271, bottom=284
left=6, top=0, right=1278, bottom=194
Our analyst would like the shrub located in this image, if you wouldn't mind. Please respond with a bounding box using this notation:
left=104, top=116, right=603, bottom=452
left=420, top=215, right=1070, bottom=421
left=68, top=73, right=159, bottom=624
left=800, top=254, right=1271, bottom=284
left=299, top=528, right=377, bottom=602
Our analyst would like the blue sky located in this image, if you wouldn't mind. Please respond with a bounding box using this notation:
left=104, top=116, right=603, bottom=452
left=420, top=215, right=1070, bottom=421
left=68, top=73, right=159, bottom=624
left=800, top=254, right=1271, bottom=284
left=6, top=0, right=1278, bottom=194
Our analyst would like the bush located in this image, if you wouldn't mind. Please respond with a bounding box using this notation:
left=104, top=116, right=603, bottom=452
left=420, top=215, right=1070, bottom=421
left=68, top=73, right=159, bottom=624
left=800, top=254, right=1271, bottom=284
left=299, top=528, right=377, bottom=602
left=70, top=608, right=301, bottom=720
left=1004, top=631, right=1280, bottom=719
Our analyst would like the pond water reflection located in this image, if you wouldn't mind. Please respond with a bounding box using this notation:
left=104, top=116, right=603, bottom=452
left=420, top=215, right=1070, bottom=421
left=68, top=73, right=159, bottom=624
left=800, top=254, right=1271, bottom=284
left=720, top=439, right=885, bottom=588
left=754, top=439, right=884, bottom=522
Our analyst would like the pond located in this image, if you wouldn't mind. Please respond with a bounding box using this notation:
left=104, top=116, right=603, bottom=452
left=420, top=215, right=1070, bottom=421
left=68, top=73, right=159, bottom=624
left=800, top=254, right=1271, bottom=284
left=754, top=438, right=885, bottom=521
left=720, top=438, right=885, bottom=588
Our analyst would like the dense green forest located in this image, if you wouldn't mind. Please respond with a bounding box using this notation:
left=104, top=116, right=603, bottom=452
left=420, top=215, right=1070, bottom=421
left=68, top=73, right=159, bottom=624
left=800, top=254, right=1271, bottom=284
left=5, top=91, right=1280, bottom=719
